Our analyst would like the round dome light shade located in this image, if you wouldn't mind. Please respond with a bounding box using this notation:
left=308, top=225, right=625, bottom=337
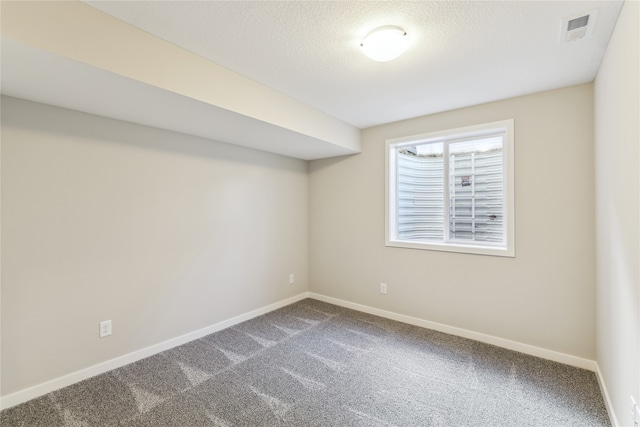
left=360, top=26, right=409, bottom=62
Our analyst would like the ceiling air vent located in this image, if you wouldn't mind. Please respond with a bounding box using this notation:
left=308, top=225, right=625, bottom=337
left=561, top=9, right=598, bottom=43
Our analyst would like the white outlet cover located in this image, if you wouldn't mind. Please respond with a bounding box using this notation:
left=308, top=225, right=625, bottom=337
left=100, top=320, right=112, bottom=338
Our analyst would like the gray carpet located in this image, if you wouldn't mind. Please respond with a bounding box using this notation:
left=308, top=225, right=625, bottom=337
left=1, top=299, right=610, bottom=426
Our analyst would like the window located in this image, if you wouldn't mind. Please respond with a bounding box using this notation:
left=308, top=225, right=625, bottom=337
left=386, top=119, right=514, bottom=257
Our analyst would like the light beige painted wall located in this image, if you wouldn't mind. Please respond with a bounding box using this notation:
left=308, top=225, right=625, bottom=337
left=594, top=0, right=640, bottom=425
left=0, top=96, right=308, bottom=396
left=310, top=84, right=596, bottom=359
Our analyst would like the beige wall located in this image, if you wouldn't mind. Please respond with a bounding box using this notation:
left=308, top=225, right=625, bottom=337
left=310, top=84, right=596, bottom=359
left=594, top=0, right=640, bottom=425
left=0, top=96, right=308, bottom=396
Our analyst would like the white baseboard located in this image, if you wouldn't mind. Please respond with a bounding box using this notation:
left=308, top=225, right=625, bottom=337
left=1, top=291, right=601, bottom=413
left=0, top=292, right=311, bottom=411
left=595, top=363, right=620, bottom=427
left=308, top=292, right=598, bottom=372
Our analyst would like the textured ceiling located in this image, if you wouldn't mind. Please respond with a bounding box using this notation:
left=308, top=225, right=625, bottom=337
left=84, top=0, right=623, bottom=128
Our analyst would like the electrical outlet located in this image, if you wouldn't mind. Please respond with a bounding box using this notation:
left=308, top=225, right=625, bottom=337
left=289, top=274, right=295, bottom=284
left=100, top=320, right=112, bottom=338
left=380, top=283, right=387, bottom=294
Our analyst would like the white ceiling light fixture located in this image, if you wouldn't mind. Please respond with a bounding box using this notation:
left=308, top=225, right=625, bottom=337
left=360, top=26, right=409, bottom=62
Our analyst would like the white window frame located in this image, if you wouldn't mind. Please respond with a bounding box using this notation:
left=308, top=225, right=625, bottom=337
left=385, top=119, right=515, bottom=257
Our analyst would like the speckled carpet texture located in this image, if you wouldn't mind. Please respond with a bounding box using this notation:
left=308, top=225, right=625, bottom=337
left=1, top=299, right=610, bottom=426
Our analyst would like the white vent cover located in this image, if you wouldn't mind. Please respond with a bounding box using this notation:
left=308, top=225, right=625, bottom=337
left=561, top=9, right=598, bottom=43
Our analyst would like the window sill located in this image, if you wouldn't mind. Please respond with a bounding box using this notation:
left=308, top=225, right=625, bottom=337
left=386, top=239, right=515, bottom=258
